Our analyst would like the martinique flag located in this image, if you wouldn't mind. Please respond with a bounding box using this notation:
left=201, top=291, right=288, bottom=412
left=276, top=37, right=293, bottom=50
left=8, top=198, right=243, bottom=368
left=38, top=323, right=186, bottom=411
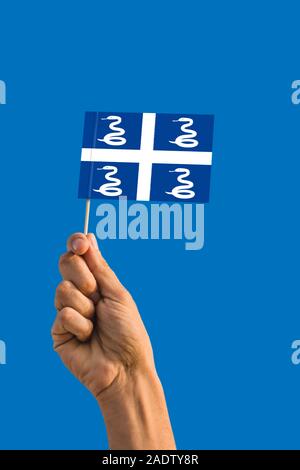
left=78, top=112, right=214, bottom=202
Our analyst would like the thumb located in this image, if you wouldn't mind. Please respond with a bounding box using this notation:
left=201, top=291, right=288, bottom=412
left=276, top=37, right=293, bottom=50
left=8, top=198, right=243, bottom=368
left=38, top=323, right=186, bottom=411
left=67, top=232, right=90, bottom=255
left=84, top=233, right=128, bottom=301
left=67, top=233, right=127, bottom=300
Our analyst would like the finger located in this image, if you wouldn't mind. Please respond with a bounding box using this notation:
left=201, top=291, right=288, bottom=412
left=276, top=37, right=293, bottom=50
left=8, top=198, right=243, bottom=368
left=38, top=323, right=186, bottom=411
left=83, top=234, right=128, bottom=301
left=55, top=280, right=95, bottom=319
left=59, top=251, right=99, bottom=302
left=67, top=233, right=90, bottom=255
left=51, top=312, right=74, bottom=348
left=55, top=307, right=93, bottom=342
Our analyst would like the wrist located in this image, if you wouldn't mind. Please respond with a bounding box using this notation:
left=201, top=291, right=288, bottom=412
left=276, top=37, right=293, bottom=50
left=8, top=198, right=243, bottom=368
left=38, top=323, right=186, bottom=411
left=97, top=366, right=176, bottom=450
left=97, top=365, right=159, bottom=408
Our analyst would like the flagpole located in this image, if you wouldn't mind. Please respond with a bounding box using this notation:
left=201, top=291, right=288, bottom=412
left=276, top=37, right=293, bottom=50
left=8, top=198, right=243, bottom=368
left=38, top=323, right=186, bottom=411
left=84, top=198, right=91, bottom=235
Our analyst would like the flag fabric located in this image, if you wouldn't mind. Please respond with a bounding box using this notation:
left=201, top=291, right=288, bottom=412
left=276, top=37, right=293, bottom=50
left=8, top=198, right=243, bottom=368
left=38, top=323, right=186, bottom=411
left=78, top=112, right=214, bottom=202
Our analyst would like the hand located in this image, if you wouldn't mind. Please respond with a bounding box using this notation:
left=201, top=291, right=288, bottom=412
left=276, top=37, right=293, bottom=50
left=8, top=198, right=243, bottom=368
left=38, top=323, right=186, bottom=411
left=52, top=233, right=176, bottom=449
left=52, top=232, right=154, bottom=399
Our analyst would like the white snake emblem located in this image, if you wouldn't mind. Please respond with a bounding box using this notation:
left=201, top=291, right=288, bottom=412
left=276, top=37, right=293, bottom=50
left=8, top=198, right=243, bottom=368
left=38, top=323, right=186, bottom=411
left=165, top=168, right=195, bottom=199
left=93, top=166, right=122, bottom=196
left=169, top=117, right=198, bottom=148
left=97, top=115, right=127, bottom=146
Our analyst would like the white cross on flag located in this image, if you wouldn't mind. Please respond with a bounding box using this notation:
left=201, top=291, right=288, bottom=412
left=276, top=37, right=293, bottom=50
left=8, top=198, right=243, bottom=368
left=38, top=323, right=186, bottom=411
left=78, top=112, right=214, bottom=202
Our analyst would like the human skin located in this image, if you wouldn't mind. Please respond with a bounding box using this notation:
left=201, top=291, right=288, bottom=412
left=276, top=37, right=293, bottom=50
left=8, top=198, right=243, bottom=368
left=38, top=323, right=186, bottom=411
left=52, top=233, right=176, bottom=450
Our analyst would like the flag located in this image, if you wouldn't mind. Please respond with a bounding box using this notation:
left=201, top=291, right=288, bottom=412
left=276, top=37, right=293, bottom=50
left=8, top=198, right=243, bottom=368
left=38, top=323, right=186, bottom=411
left=78, top=112, right=214, bottom=202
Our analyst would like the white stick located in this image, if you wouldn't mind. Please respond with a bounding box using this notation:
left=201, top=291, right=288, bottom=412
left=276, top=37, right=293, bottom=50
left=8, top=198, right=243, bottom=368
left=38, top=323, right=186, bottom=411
left=84, top=199, right=91, bottom=235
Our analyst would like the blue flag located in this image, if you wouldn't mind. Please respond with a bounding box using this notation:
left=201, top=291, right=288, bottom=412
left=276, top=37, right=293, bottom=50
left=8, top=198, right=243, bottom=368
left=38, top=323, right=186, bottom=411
left=78, top=112, right=214, bottom=202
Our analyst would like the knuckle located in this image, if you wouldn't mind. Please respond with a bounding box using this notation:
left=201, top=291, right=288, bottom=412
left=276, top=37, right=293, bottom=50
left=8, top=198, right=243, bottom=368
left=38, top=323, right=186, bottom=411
left=59, top=252, right=71, bottom=270
left=60, top=307, right=73, bottom=324
left=84, top=321, right=93, bottom=336
left=70, top=253, right=81, bottom=267
left=82, top=301, right=95, bottom=318
left=78, top=321, right=93, bottom=342
left=56, top=280, right=73, bottom=298
left=81, top=278, right=97, bottom=296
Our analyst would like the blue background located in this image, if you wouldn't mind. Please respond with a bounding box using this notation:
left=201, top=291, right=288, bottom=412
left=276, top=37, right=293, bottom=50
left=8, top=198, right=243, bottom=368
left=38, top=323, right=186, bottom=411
left=0, top=0, right=299, bottom=450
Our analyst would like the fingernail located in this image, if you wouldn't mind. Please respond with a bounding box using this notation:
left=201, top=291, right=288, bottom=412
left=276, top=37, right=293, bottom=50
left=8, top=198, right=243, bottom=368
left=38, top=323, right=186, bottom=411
left=71, top=238, right=82, bottom=252
left=90, top=234, right=98, bottom=250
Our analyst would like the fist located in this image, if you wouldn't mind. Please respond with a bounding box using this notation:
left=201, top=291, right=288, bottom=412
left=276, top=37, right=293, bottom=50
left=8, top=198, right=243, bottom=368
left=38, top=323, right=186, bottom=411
left=52, top=233, right=155, bottom=399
